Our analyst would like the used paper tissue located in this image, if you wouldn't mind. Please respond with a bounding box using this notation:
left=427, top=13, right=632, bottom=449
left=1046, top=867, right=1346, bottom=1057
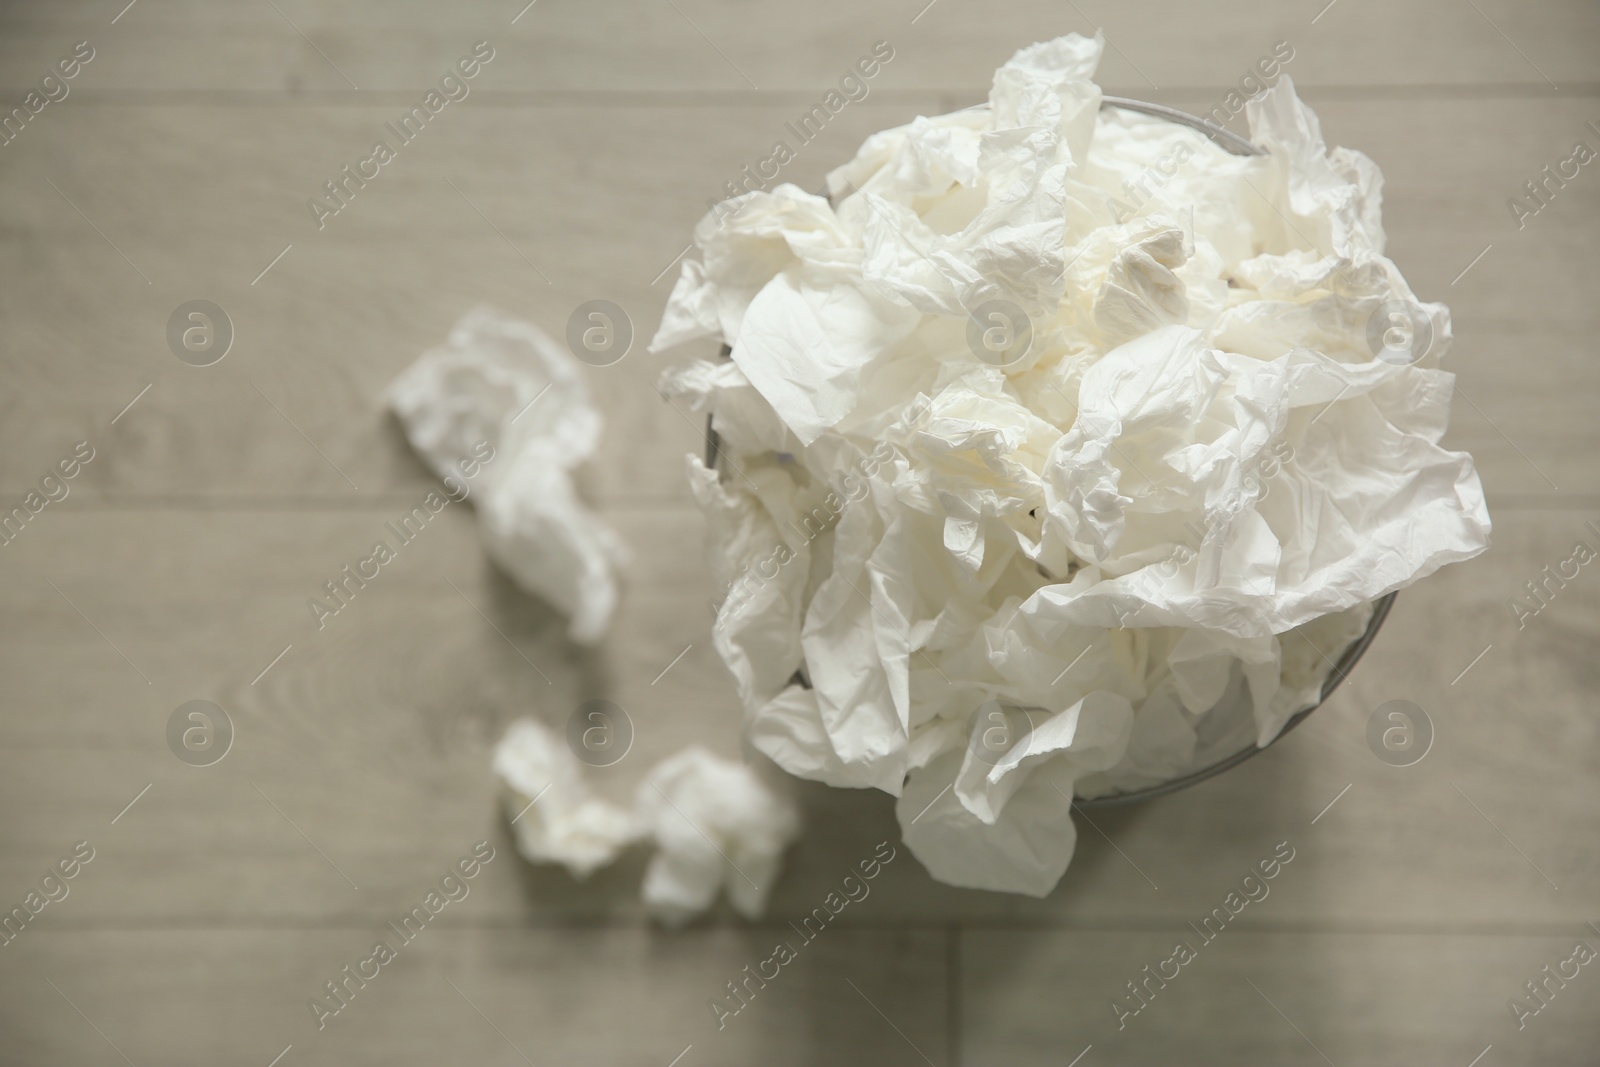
left=493, top=720, right=801, bottom=924
left=651, top=33, right=1489, bottom=896
left=387, top=306, right=629, bottom=644
left=635, top=746, right=802, bottom=926
left=493, top=718, right=641, bottom=878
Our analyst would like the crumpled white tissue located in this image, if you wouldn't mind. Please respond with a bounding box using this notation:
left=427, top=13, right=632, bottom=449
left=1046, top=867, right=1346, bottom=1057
left=492, top=721, right=800, bottom=924
left=634, top=746, right=801, bottom=926
left=387, top=306, right=628, bottom=644
left=651, top=32, right=1489, bottom=897
left=492, top=718, right=641, bottom=878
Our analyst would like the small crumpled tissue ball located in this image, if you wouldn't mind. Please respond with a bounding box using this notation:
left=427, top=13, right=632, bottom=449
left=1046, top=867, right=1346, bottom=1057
left=492, top=719, right=800, bottom=924
left=493, top=718, right=642, bottom=879
left=387, top=306, right=629, bottom=645
left=651, top=33, right=1489, bottom=897
left=635, top=747, right=803, bottom=927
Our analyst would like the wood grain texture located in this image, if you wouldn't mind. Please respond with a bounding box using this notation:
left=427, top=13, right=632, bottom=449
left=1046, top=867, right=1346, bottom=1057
left=0, top=928, right=949, bottom=1066
left=962, top=930, right=1599, bottom=1066
left=0, top=0, right=1594, bottom=93
left=0, top=1, right=1596, bottom=1064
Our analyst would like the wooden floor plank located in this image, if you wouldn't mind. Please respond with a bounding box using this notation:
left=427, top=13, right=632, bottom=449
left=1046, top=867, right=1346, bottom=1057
left=0, top=927, right=949, bottom=1067
left=0, top=0, right=1593, bottom=94
left=0, top=97, right=1596, bottom=503
left=0, top=508, right=1592, bottom=929
left=961, top=929, right=1599, bottom=1066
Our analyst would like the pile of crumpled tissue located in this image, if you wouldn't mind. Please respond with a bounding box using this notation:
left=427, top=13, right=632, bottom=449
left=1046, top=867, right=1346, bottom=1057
left=493, top=719, right=800, bottom=925
left=651, top=33, right=1490, bottom=896
left=388, top=306, right=629, bottom=644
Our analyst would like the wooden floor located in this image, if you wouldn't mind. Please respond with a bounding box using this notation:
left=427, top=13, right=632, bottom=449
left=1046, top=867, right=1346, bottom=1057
left=1, top=1, right=1597, bottom=1064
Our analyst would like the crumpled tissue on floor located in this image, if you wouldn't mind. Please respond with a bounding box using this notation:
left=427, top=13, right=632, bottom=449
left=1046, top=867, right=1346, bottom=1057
left=492, top=718, right=642, bottom=878
left=387, top=306, right=629, bottom=644
left=649, top=33, right=1490, bottom=896
left=635, top=746, right=802, bottom=926
left=492, top=719, right=801, bottom=925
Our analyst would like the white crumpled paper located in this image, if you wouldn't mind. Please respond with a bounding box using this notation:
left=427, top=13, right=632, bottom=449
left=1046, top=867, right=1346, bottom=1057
left=492, top=718, right=642, bottom=878
left=387, top=306, right=629, bottom=644
left=492, top=720, right=800, bottom=924
left=652, top=33, right=1489, bottom=896
left=635, top=746, right=801, bottom=926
